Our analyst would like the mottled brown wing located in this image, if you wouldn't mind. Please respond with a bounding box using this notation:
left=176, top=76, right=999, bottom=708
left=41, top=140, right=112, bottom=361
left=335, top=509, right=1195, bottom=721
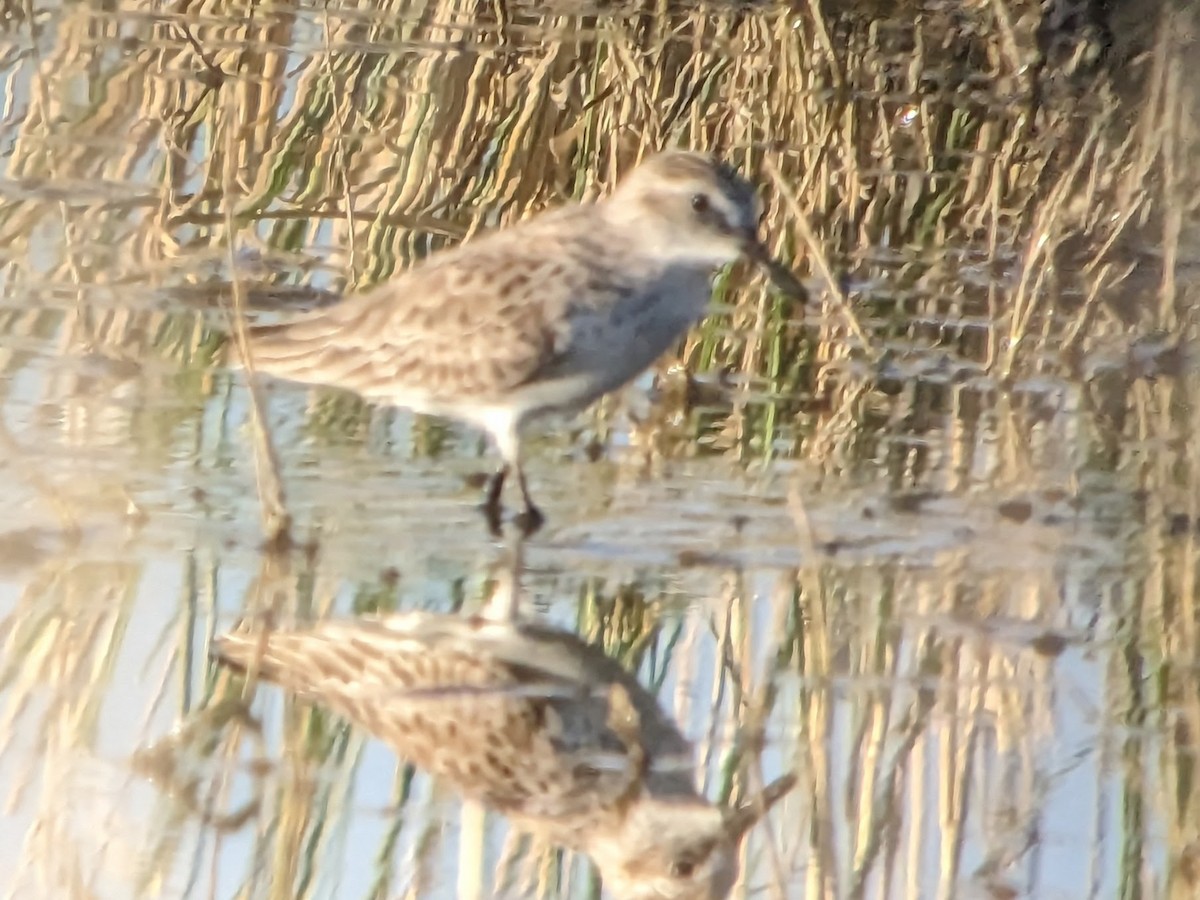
left=242, top=210, right=595, bottom=403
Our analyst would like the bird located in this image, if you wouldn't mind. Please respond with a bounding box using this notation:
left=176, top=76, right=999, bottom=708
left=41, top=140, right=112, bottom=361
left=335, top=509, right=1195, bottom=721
left=238, top=150, right=803, bottom=535
left=212, top=610, right=795, bottom=899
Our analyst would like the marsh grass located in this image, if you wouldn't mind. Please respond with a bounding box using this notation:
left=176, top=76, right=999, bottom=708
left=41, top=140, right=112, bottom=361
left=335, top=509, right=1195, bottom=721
left=1, top=0, right=1199, bottom=898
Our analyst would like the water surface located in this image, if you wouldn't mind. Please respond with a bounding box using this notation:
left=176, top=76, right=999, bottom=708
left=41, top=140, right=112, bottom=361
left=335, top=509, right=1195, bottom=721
left=1, top=1, right=1198, bottom=899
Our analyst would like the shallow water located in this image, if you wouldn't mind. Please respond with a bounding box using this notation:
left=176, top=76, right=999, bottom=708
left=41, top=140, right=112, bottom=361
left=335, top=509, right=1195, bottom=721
left=2, top=1, right=1199, bottom=899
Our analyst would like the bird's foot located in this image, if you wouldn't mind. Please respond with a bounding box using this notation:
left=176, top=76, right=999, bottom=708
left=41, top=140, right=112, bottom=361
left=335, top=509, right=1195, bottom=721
left=513, top=504, right=544, bottom=538
left=479, top=464, right=543, bottom=537
left=479, top=501, right=543, bottom=539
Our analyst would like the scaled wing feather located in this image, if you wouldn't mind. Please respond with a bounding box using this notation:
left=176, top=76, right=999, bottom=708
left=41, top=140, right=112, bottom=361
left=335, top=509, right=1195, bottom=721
left=244, top=211, right=600, bottom=402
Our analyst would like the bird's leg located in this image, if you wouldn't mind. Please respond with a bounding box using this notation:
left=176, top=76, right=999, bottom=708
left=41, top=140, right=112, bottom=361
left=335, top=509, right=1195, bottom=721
left=485, top=419, right=543, bottom=537
left=483, top=464, right=508, bottom=538
left=513, top=465, right=544, bottom=537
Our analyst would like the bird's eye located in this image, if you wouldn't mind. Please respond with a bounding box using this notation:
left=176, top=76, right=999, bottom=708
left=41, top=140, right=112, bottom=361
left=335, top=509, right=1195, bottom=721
left=670, top=858, right=697, bottom=879
left=690, top=193, right=710, bottom=214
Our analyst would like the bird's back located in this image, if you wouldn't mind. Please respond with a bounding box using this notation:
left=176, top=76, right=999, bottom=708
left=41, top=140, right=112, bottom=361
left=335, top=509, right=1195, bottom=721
left=243, top=208, right=597, bottom=392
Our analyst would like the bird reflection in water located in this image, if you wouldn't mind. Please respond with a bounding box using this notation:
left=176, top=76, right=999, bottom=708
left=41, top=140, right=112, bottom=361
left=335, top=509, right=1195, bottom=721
left=212, top=537, right=794, bottom=899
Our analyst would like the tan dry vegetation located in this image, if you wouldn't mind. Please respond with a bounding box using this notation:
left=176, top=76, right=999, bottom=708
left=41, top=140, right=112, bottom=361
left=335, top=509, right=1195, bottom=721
left=1, top=1, right=1199, bottom=899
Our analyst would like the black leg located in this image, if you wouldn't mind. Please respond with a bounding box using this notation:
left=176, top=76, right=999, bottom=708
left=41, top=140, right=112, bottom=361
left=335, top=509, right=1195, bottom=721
left=512, top=466, right=544, bottom=537
left=483, top=464, right=508, bottom=537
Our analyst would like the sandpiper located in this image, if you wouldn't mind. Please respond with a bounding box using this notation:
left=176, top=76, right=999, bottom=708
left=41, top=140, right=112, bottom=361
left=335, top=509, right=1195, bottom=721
left=241, top=151, right=802, bottom=534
